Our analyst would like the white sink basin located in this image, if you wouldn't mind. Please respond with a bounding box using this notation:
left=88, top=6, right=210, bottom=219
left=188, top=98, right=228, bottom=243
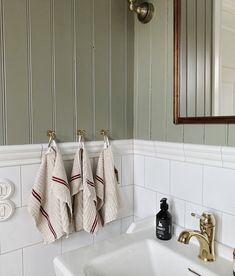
left=54, top=218, right=232, bottom=276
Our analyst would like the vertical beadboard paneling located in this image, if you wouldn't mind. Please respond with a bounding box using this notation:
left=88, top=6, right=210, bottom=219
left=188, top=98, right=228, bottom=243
left=151, top=0, right=167, bottom=141
left=75, top=0, right=93, bottom=141
left=205, top=0, right=212, bottom=116
left=0, top=0, right=134, bottom=145
left=196, top=0, right=205, bottom=116
left=3, top=0, right=29, bottom=144
left=126, top=11, right=134, bottom=139
left=54, top=0, right=74, bottom=142
left=111, top=0, right=125, bottom=139
left=186, top=0, right=196, bottom=117
left=180, top=0, right=187, bottom=117
left=136, top=23, right=151, bottom=140
left=205, top=125, right=228, bottom=146
left=228, top=125, right=235, bottom=146
left=166, top=0, right=183, bottom=143
left=94, top=0, right=110, bottom=140
left=0, top=0, right=4, bottom=145
left=134, top=0, right=231, bottom=147
left=30, top=0, right=53, bottom=144
left=184, top=124, right=205, bottom=144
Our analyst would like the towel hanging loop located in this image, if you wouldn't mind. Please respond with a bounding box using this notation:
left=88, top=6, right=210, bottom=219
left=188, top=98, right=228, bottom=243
left=77, top=129, right=86, bottom=147
left=100, top=129, right=110, bottom=149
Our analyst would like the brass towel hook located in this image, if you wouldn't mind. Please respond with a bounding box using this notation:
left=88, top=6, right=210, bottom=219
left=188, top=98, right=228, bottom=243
left=47, top=129, right=56, bottom=148
left=77, top=129, right=86, bottom=137
left=100, top=129, right=109, bottom=137
left=47, top=129, right=56, bottom=140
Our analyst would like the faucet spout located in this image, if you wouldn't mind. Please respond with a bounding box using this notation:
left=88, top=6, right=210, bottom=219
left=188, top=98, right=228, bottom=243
left=177, top=213, right=216, bottom=262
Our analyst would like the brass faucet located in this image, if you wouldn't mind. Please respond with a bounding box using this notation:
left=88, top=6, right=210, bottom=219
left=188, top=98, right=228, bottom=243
left=178, top=212, right=216, bottom=262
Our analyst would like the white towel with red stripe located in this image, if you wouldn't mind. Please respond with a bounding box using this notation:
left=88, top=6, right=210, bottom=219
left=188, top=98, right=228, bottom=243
left=95, top=145, right=120, bottom=225
left=70, top=145, right=99, bottom=234
left=28, top=144, right=72, bottom=244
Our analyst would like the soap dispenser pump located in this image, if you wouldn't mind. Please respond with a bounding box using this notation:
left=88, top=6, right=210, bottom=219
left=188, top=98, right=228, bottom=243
left=156, top=198, right=172, bottom=240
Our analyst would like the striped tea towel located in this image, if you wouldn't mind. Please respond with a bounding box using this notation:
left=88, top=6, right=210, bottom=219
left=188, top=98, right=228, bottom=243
left=28, top=144, right=72, bottom=244
left=70, top=145, right=99, bottom=234
left=95, top=145, right=120, bottom=225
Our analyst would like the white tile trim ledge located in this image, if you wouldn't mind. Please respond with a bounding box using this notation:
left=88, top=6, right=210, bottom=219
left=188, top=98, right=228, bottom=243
left=0, top=140, right=133, bottom=167
left=133, top=139, right=235, bottom=169
left=1, top=139, right=235, bottom=169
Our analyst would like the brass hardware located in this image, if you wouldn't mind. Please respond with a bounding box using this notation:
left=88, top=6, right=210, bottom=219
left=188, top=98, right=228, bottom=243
left=100, top=129, right=109, bottom=137
left=127, top=0, right=154, bottom=24
left=47, top=129, right=56, bottom=140
left=178, top=212, right=216, bottom=262
left=77, top=129, right=86, bottom=137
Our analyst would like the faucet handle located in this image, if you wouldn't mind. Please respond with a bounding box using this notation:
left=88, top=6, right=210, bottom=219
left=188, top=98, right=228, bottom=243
left=192, top=212, right=216, bottom=228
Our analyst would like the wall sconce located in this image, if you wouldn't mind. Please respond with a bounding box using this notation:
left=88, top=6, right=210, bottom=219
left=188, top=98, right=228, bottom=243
left=127, top=0, right=154, bottom=24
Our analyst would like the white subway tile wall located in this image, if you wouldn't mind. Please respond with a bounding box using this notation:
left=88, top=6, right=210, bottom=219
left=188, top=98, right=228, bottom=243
left=145, top=157, right=170, bottom=194
left=134, top=153, right=235, bottom=249
left=170, top=161, right=203, bottom=204
left=134, top=155, right=145, bottom=187
left=222, top=213, right=235, bottom=248
left=23, top=242, right=61, bottom=276
left=203, top=166, right=235, bottom=214
left=0, top=153, right=134, bottom=276
left=134, top=186, right=157, bottom=218
left=21, top=163, right=40, bottom=206
left=0, top=250, right=23, bottom=276
left=122, top=155, right=134, bottom=186
left=2, top=139, right=235, bottom=276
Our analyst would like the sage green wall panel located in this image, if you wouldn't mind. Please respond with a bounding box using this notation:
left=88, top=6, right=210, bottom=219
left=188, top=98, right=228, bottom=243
left=205, top=125, right=227, bottom=146
left=133, top=20, right=139, bottom=139
left=111, top=0, right=125, bottom=139
left=180, top=0, right=187, bottom=117
left=205, top=0, right=212, bottom=116
left=54, top=0, right=74, bottom=142
left=196, top=0, right=206, bottom=116
left=186, top=0, right=196, bottom=117
left=3, top=0, right=29, bottom=145
left=75, top=0, right=93, bottom=141
left=150, top=0, right=167, bottom=141
left=126, top=11, right=134, bottom=139
left=0, top=1, right=4, bottom=145
left=228, top=125, right=235, bottom=147
left=135, top=23, right=151, bottom=140
left=30, top=0, right=53, bottom=144
left=165, top=0, right=183, bottom=143
left=134, top=0, right=232, bottom=147
left=0, top=0, right=134, bottom=145
left=94, top=0, right=110, bottom=140
left=184, top=125, right=204, bottom=144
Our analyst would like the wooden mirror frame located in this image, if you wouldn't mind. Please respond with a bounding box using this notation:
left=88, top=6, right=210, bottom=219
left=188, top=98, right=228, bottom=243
left=173, top=0, right=235, bottom=124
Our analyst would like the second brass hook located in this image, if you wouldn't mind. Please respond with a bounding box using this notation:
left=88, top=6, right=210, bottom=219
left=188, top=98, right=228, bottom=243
left=77, top=129, right=86, bottom=137
left=47, top=129, right=56, bottom=140
left=100, top=129, right=109, bottom=137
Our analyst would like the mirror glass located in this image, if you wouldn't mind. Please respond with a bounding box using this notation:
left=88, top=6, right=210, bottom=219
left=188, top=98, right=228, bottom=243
left=174, top=0, right=235, bottom=123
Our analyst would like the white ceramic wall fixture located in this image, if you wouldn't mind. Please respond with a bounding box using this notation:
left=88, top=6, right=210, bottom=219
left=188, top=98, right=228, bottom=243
left=0, top=178, right=15, bottom=221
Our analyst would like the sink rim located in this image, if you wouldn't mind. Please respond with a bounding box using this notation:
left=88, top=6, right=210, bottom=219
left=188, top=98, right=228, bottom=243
left=54, top=217, right=233, bottom=276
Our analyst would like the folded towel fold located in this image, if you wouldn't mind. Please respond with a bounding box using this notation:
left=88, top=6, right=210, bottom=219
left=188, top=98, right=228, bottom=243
left=70, top=146, right=100, bottom=234
left=95, top=145, right=120, bottom=225
left=28, top=144, right=72, bottom=244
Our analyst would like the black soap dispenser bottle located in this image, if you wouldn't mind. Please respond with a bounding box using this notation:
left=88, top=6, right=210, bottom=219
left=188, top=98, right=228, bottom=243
left=156, top=198, right=172, bottom=240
